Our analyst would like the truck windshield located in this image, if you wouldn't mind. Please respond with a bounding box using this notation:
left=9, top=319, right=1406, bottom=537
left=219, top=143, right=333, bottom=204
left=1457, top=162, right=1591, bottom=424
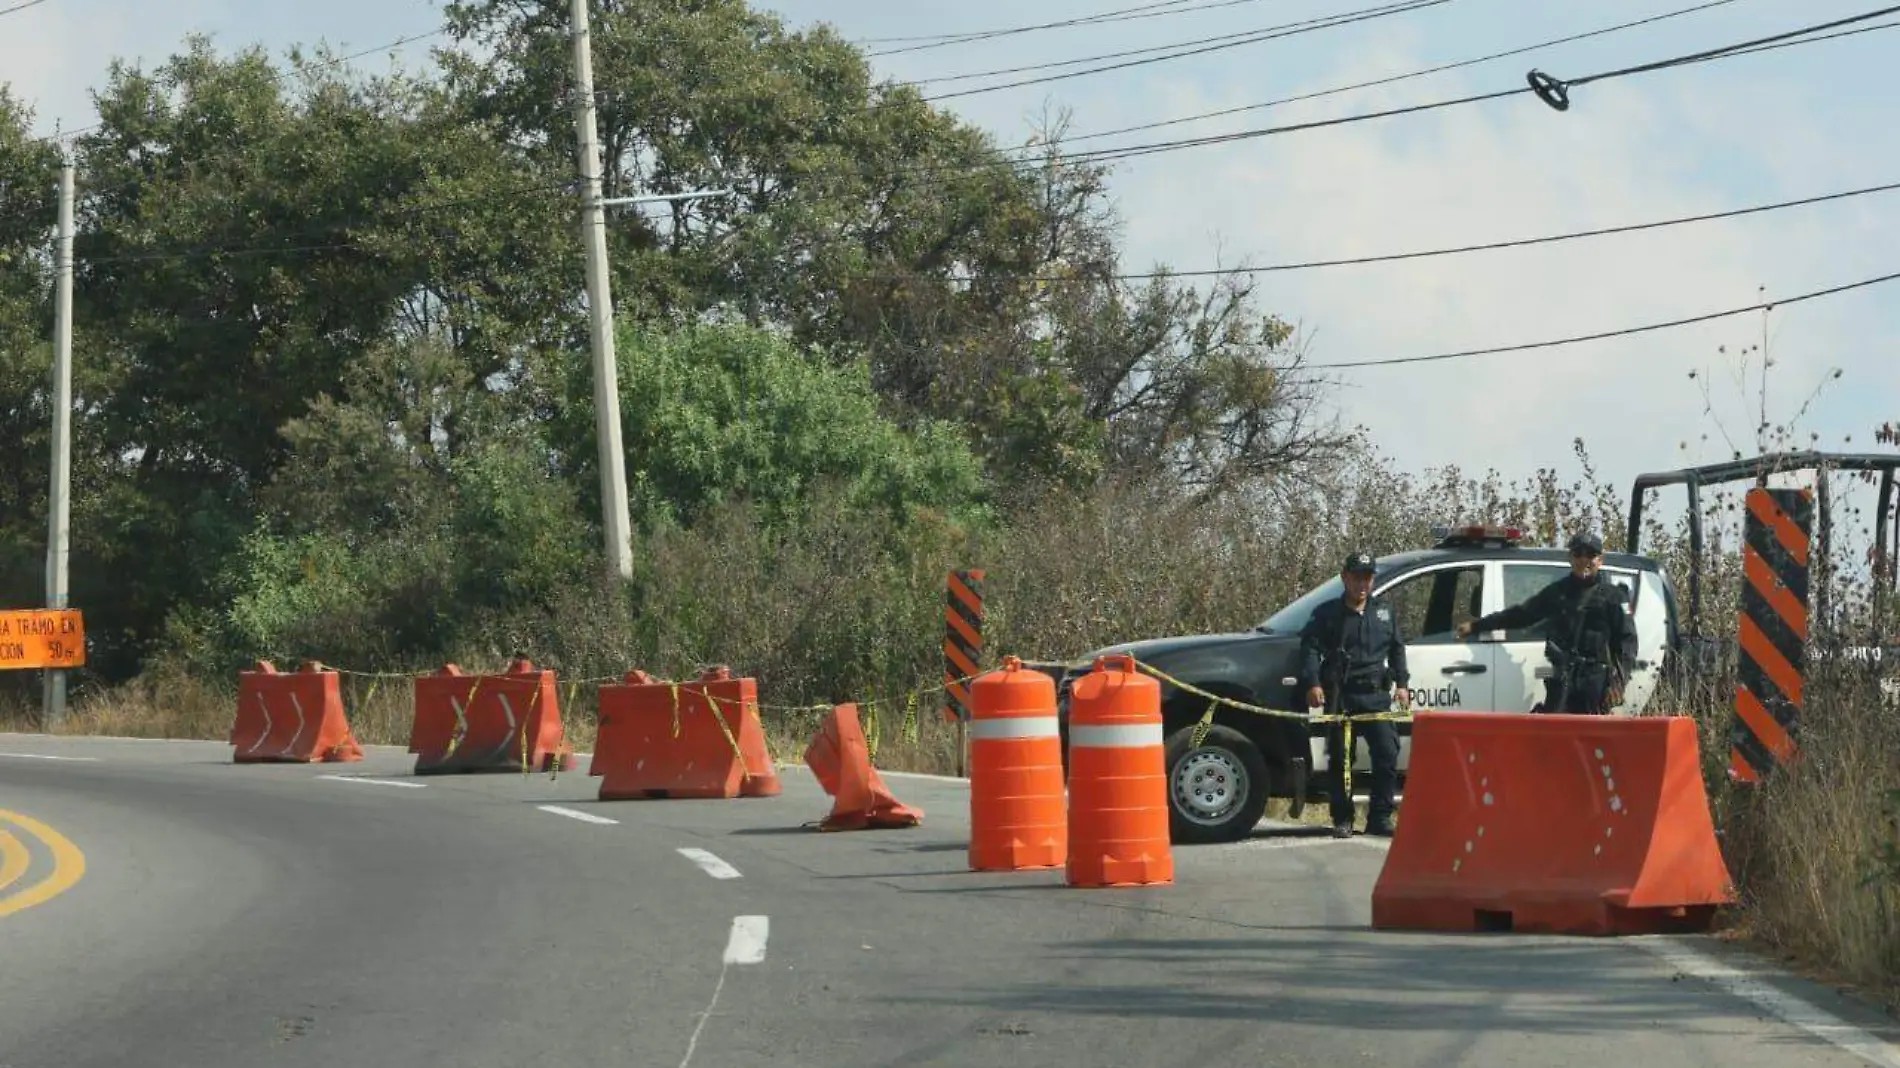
left=1256, top=576, right=1345, bottom=635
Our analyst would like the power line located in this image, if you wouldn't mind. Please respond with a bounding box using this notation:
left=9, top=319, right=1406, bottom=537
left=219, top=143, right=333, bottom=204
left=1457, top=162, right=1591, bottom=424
left=1312, top=268, right=1900, bottom=370
left=862, top=0, right=1275, bottom=55
left=920, top=0, right=1454, bottom=101
left=0, top=0, right=54, bottom=17
left=898, top=0, right=1434, bottom=85
left=860, top=0, right=1192, bottom=45
left=75, top=168, right=1900, bottom=281
left=975, top=177, right=1900, bottom=282
left=901, top=7, right=1900, bottom=174
left=44, top=6, right=1899, bottom=241
left=1554, top=3, right=1900, bottom=95
left=65, top=7, right=1897, bottom=243
left=1048, top=0, right=1744, bottom=150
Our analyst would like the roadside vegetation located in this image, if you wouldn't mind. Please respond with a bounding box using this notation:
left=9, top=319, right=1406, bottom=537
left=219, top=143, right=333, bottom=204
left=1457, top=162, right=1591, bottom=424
left=0, top=0, right=1892, bottom=1011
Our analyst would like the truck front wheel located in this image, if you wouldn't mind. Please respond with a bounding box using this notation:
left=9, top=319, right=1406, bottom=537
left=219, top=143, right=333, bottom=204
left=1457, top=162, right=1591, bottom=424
left=1164, top=724, right=1274, bottom=845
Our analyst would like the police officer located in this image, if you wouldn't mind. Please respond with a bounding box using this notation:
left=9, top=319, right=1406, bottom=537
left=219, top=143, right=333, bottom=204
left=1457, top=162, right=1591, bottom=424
left=1299, top=551, right=1412, bottom=839
left=1455, top=531, right=1639, bottom=713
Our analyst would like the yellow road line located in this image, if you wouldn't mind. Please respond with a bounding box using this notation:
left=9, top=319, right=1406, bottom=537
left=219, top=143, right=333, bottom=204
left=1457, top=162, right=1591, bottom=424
left=0, top=809, right=87, bottom=919
left=0, top=828, right=28, bottom=894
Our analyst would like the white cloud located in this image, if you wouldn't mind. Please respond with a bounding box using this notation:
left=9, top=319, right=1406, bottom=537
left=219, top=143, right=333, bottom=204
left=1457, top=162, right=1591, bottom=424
left=1097, top=31, right=1900, bottom=497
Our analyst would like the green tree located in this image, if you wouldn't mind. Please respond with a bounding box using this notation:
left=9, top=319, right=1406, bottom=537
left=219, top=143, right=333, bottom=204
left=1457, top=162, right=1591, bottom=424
left=555, top=321, right=988, bottom=531
left=0, top=91, right=64, bottom=606
left=436, top=3, right=1347, bottom=495
left=57, top=38, right=577, bottom=674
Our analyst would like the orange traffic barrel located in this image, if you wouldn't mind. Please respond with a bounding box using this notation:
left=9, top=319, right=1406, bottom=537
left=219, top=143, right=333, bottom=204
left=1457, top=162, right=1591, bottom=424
left=1065, top=654, right=1173, bottom=887
left=968, top=655, right=1067, bottom=871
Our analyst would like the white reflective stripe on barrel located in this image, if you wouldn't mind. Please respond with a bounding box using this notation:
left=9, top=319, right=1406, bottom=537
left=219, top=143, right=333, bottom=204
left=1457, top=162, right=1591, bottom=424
left=1068, top=723, right=1165, bottom=748
left=970, top=715, right=1061, bottom=740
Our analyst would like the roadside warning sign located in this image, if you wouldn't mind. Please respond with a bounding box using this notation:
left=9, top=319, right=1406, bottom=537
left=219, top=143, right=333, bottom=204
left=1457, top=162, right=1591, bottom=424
left=0, top=610, right=86, bottom=670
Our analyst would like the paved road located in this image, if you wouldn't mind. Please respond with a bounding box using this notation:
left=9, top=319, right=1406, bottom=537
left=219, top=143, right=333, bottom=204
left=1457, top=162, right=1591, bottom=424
left=2, top=734, right=1896, bottom=1068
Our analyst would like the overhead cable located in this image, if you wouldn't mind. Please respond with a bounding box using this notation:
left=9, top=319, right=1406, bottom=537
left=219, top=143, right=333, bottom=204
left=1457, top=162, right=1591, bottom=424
left=861, top=0, right=1278, bottom=56
left=902, top=0, right=1449, bottom=87
left=1313, top=268, right=1900, bottom=370
left=920, top=0, right=1454, bottom=101
left=1048, top=0, right=1745, bottom=149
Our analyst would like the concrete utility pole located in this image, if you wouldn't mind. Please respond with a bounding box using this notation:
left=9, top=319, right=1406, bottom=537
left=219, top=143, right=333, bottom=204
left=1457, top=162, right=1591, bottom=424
left=43, top=160, right=74, bottom=730
left=567, top=0, right=635, bottom=582
left=567, top=0, right=733, bottom=582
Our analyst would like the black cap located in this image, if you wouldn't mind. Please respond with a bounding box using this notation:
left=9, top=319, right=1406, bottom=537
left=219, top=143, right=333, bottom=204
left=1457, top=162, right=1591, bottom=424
left=1342, top=551, right=1377, bottom=574
left=1568, top=531, right=1604, bottom=556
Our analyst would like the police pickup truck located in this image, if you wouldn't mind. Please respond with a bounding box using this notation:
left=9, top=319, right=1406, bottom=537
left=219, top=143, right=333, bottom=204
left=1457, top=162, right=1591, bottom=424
left=1054, top=525, right=1681, bottom=844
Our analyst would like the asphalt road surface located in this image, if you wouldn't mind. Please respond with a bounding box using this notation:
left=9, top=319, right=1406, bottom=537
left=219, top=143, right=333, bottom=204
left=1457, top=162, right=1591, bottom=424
left=3, top=733, right=1898, bottom=1068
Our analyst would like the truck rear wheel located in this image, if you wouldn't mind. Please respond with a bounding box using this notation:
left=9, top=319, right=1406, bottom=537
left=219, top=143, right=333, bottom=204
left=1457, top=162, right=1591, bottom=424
left=1165, top=724, right=1274, bottom=845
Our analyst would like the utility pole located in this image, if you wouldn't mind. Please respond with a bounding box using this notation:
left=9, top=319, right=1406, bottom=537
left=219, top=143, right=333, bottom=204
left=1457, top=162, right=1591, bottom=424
left=43, top=160, right=74, bottom=730
left=567, top=0, right=733, bottom=582
left=567, top=0, right=634, bottom=582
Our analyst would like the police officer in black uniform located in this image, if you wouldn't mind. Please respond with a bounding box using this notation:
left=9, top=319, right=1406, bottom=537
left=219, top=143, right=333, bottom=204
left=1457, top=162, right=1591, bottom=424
left=1299, top=551, right=1412, bottom=839
left=1455, top=531, right=1639, bottom=714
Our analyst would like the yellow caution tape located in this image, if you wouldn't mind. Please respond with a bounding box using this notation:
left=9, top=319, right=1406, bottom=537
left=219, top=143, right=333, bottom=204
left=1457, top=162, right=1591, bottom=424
left=863, top=700, right=881, bottom=762
left=706, top=695, right=751, bottom=779
left=1189, top=698, right=1218, bottom=748
left=1128, top=658, right=1413, bottom=727
left=443, top=676, right=484, bottom=762
left=271, top=652, right=1419, bottom=777
left=519, top=684, right=538, bottom=777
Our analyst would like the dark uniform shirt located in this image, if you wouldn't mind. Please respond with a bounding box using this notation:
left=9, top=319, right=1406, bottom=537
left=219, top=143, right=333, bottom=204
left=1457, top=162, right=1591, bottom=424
left=1469, top=572, right=1639, bottom=679
left=1298, top=596, right=1410, bottom=712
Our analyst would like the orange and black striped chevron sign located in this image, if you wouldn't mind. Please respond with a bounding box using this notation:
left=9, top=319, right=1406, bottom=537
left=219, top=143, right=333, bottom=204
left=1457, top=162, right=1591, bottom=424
left=943, top=569, right=985, bottom=722
left=1732, top=486, right=1813, bottom=783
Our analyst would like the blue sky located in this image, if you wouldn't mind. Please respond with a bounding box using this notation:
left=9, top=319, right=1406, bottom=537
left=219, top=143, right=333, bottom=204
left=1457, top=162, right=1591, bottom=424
left=6, top=0, right=1898, bottom=538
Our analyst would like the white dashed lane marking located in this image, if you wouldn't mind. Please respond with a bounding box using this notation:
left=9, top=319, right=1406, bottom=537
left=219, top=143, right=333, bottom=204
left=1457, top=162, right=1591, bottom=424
left=680, top=917, right=772, bottom=1068
left=678, top=847, right=743, bottom=880
left=723, top=915, right=769, bottom=964
left=537, top=805, right=619, bottom=825
left=317, top=775, right=425, bottom=789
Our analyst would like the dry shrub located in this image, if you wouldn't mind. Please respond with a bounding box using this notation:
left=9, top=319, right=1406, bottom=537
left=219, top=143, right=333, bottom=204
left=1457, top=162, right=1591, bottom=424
left=0, top=443, right=1668, bottom=772
left=34, top=667, right=233, bottom=740
left=1690, top=656, right=1900, bottom=1007
left=1639, top=466, right=1900, bottom=1009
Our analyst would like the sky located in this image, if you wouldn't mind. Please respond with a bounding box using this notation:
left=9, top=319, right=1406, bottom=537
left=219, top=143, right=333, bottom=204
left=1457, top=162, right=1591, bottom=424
left=4, top=0, right=1898, bottom=539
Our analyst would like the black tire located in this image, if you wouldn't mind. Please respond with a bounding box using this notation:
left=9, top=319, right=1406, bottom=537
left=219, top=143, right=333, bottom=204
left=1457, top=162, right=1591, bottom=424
left=1164, top=724, right=1275, bottom=845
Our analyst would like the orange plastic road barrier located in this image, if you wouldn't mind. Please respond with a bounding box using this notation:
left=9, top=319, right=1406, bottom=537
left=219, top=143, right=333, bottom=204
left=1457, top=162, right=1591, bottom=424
left=967, top=655, right=1067, bottom=871
left=1371, top=712, right=1735, bottom=936
left=701, top=666, right=781, bottom=798
left=804, top=703, right=923, bottom=831
left=231, top=660, right=364, bottom=764
left=589, top=667, right=780, bottom=800
left=1065, top=655, right=1172, bottom=887
left=409, top=658, right=570, bottom=775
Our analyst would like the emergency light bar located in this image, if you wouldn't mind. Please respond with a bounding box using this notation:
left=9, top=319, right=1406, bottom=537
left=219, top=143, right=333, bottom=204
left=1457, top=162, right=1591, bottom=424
left=1432, top=524, right=1525, bottom=545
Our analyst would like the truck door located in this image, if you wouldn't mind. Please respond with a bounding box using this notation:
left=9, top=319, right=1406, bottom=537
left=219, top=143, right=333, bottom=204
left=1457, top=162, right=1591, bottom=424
left=1312, top=562, right=1495, bottom=776
left=1490, top=562, right=1643, bottom=713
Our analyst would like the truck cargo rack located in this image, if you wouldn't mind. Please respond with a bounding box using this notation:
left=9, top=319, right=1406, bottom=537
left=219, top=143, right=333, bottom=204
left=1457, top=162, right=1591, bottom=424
left=1626, top=450, right=1899, bottom=640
